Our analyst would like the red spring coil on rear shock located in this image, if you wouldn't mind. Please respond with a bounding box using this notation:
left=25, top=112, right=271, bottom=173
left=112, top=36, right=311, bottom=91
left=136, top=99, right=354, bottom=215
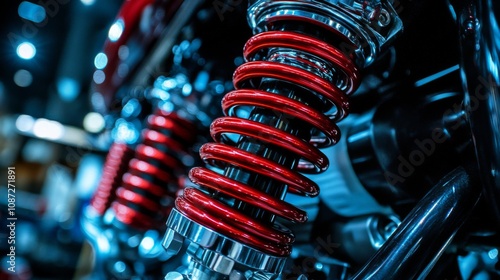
left=112, top=109, right=197, bottom=230
left=176, top=31, right=361, bottom=256
left=90, top=142, right=134, bottom=216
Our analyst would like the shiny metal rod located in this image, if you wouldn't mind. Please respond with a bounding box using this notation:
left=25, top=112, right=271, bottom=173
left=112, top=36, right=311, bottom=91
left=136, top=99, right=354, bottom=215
left=352, top=166, right=481, bottom=279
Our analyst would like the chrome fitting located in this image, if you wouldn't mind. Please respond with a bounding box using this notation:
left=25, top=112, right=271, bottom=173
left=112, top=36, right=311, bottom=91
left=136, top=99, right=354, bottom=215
left=248, top=0, right=403, bottom=67
left=163, top=209, right=287, bottom=278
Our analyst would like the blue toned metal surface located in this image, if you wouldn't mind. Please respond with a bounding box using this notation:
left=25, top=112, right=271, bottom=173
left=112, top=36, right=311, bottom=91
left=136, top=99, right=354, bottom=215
left=458, top=0, right=500, bottom=222
left=352, top=167, right=481, bottom=279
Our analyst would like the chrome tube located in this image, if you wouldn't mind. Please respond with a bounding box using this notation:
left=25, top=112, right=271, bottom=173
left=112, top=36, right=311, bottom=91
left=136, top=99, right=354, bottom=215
left=352, top=167, right=481, bottom=279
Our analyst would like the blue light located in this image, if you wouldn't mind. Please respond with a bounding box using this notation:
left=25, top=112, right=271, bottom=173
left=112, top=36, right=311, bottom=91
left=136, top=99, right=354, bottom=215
left=182, top=83, right=192, bottom=96
left=140, top=236, right=155, bottom=251
left=112, top=119, right=139, bottom=144
left=57, top=78, right=80, bottom=102
left=16, top=42, right=36, bottom=60
left=15, top=115, right=35, bottom=133
left=162, top=78, right=177, bottom=89
left=18, top=1, right=46, bottom=23
left=113, top=261, right=126, bottom=273
left=414, top=64, right=459, bottom=87
left=74, top=154, right=103, bottom=199
left=13, top=69, right=33, bottom=87
left=94, top=52, right=108, bottom=69
left=108, top=19, right=124, bottom=42
left=122, top=99, right=141, bottom=118
left=81, top=0, right=96, bottom=6
left=194, top=71, right=209, bottom=92
left=488, top=248, right=498, bottom=259
left=93, top=70, right=106, bottom=84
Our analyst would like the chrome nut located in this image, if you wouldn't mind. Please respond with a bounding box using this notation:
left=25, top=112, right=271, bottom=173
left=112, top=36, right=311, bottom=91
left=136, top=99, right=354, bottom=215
left=162, top=228, right=184, bottom=256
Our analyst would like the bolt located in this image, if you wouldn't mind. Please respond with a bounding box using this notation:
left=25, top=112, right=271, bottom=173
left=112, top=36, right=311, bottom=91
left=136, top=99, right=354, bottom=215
left=383, top=221, right=398, bottom=239
left=162, top=229, right=184, bottom=256
left=379, top=215, right=400, bottom=240
left=377, top=9, right=391, bottom=27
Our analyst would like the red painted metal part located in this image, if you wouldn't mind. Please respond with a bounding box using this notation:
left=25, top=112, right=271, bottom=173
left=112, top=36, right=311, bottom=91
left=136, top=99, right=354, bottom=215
left=113, top=110, right=197, bottom=230
left=90, top=142, right=134, bottom=216
left=176, top=30, right=360, bottom=256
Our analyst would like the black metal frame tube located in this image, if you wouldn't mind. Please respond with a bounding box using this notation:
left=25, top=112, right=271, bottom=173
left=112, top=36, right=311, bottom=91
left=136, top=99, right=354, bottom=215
left=352, top=166, right=481, bottom=279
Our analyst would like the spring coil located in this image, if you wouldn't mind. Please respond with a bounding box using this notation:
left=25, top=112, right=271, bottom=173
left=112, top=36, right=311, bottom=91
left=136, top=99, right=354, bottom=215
left=90, top=142, right=134, bottom=216
left=176, top=30, right=361, bottom=256
left=112, top=109, right=197, bottom=230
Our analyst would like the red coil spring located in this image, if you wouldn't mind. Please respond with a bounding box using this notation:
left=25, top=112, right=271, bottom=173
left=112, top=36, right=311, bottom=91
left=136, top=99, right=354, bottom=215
left=90, top=142, right=134, bottom=216
left=112, top=109, right=196, bottom=230
left=176, top=30, right=361, bottom=256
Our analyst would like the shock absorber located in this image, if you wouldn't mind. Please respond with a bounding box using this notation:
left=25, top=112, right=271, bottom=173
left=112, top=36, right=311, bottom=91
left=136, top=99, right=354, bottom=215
left=163, top=0, right=403, bottom=278
left=81, top=107, right=198, bottom=279
left=89, top=142, right=135, bottom=218
left=112, top=108, right=197, bottom=230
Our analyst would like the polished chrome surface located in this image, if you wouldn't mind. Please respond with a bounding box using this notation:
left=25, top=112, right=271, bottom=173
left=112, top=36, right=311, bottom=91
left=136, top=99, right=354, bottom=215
left=334, top=214, right=400, bottom=264
left=248, top=0, right=403, bottom=67
left=352, top=167, right=482, bottom=279
left=163, top=209, right=287, bottom=275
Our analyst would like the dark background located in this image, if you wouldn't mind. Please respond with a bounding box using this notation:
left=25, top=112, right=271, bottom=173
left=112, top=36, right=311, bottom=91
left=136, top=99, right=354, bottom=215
left=0, top=0, right=124, bottom=126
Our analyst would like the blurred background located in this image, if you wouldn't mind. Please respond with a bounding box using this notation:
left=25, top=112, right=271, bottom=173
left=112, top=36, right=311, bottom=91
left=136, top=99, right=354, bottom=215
left=0, top=1, right=124, bottom=279
left=0, top=0, right=124, bottom=122
left=0, top=0, right=248, bottom=278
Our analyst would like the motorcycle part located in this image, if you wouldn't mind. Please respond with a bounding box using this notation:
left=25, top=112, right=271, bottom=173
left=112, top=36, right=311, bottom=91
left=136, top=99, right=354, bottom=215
left=89, top=142, right=134, bottom=217
left=455, top=0, right=500, bottom=223
left=352, top=166, right=481, bottom=279
left=164, top=0, right=402, bottom=278
left=330, top=214, right=400, bottom=264
left=345, top=91, right=469, bottom=212
left=112, top=109, right=197, bottom=230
